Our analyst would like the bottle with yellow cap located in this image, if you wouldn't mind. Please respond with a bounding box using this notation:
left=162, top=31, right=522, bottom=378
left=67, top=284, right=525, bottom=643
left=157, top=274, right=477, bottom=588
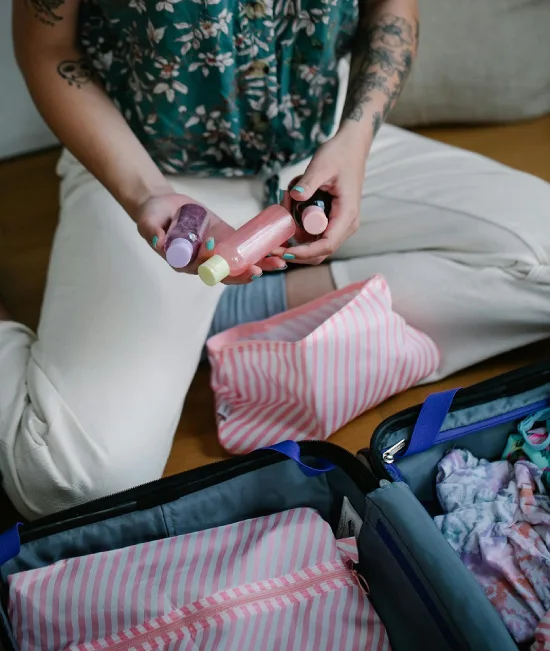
left=198, top=205, right=296, bottom=286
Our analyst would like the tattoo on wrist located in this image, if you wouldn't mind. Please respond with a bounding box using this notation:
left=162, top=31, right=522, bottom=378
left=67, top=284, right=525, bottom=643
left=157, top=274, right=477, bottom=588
left=344, top=14, right=418, bottom=131
left=57, top=59, right=94, bottom=88
left=27, top=0, right=65, bottom=25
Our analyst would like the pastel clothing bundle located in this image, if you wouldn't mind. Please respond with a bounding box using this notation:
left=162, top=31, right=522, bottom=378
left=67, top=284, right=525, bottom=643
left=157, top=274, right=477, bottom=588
left=533, top=610, right=550, bottom=651
left=435, top=449, right=550, bottom=645
left=502, top=408, right=550, bottom=491
left=7, top=507, right=389, bottom=651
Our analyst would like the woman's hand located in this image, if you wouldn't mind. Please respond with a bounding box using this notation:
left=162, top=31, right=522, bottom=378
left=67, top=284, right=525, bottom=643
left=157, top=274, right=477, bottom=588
left=283, top=130, right=370, bottom=265
left=134, top=192, right=285, bottom=283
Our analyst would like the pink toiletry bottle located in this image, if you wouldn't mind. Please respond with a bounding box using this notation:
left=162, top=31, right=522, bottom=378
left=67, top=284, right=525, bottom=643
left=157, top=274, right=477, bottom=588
left=165, top=203, right=209, bottom=269
left=198, top=205, right=295, bottom=286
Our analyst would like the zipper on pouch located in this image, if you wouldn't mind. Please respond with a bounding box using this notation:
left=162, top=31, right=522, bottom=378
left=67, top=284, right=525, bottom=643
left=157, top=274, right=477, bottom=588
left=382, top=399, right=549, bottom=464
left=92, top=564, right=360, bottom=651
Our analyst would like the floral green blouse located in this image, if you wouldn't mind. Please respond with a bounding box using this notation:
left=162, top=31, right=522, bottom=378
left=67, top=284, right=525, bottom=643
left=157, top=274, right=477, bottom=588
left=79, top=0, right=359, bottom=203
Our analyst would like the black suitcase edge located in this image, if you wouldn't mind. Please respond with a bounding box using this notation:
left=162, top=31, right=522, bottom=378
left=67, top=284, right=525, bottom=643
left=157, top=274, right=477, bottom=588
left=361, top=358, right=550, bottom=480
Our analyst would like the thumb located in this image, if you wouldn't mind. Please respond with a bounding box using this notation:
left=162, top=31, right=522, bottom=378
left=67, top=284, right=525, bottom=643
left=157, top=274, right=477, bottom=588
left=289, top=160, right=327, bottom=202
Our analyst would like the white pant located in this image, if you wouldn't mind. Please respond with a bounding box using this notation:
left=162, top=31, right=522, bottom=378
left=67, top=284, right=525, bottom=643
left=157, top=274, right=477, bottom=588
left=2, top=125, right=550, bottom=519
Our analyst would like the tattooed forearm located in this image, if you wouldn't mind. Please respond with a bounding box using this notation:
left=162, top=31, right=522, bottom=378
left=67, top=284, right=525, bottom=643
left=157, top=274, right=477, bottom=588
left=57, top=59, right=94, bottom=88
left=344, top=13, right=418, bottom=131
left=26, top=0, right=65, bottom=25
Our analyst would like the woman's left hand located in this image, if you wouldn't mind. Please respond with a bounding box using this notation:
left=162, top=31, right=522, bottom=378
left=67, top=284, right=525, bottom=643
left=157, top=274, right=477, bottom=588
left=282, top=130, right=371, bottom=264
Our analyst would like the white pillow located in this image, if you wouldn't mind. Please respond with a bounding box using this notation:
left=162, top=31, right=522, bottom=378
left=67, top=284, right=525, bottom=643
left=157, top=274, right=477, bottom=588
left=389, top=0, right=550, bottom=127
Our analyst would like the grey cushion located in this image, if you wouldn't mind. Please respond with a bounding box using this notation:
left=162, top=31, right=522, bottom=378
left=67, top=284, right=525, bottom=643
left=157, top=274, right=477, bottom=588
left=389, top=0, right=550, bottom=127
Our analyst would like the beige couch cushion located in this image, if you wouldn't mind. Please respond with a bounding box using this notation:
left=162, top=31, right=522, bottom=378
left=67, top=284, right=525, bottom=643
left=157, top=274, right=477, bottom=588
left=389, top=0, right=550, bottom=127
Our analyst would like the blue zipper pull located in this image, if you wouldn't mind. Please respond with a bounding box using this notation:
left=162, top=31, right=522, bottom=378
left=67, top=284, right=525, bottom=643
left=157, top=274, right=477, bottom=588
left=0, top=523, right=22, bottom=566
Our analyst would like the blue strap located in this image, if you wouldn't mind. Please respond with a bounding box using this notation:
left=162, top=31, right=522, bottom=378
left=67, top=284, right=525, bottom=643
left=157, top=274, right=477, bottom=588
left=0, top=523, right=22, bottom=566
left=403, top=388, right=461, bottom=457
left=262, top=441, right=336, bottom=476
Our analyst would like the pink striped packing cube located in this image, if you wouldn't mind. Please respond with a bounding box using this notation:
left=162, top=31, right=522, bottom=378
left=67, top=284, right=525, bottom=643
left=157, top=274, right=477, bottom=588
left=207, top=275, right=440, bottom=454
left=8, top=507, right=390, bottom=651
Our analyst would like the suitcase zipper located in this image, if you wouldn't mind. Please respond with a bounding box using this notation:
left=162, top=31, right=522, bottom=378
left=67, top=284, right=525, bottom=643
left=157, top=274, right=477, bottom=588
left=370, top=362, right=550, bottom=475
left=382, top=399, right=548, bottom=464
left=381, top=439, right=407, bottom=463
left=18, top=441, right=377, bottom=542
left=92, top=564, right=358, bottom=651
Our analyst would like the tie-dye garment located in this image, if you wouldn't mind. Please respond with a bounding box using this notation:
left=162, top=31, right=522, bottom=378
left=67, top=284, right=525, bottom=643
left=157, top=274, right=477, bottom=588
left=533, top=609, right=550, bottom=651
left=434, top=449, right=550, bottom=644
left=502, top=409, right=550, bottom=492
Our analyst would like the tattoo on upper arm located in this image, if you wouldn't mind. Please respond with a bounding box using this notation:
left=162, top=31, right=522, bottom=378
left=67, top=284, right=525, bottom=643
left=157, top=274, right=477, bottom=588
left=57, top=59, right=93, bottom=88
left=27, top=0, right=65, bottom=26
left=344, top=14, right=419, bottom=131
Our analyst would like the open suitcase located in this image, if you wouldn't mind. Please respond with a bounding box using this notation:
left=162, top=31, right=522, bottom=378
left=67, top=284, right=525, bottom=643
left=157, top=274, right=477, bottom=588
left=2, top=359, right=550, bottom=650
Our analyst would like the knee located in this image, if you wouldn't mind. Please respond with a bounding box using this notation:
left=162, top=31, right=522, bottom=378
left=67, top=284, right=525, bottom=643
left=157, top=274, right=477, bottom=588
left=495, top=171, right=550, bottom=263
left=1, top=325, right=170, bottom=520
left=82, top=440, right=167, bottom=505
left=448, top=169, right=550, bottom=272
left=6, top=413, right=166, bottom=521
left=71, top=452, right=163, bottom=512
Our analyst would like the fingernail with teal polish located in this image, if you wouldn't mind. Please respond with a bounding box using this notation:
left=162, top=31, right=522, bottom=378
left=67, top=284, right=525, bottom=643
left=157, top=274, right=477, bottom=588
left=292, top=185, right=305, bottom=193
left=251, top=274, right=262, bottom=280
left=151, top=235, right=159, bottom=249
left=205, top=237, right=215, bottom=251
left=265, top=253, right=272, bottom=258
left=283, top=253, right=295, bottom=260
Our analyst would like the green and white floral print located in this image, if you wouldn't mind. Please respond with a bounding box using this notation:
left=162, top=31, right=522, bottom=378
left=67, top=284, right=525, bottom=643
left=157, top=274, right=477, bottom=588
left=80, top=0, right=358, bottom=201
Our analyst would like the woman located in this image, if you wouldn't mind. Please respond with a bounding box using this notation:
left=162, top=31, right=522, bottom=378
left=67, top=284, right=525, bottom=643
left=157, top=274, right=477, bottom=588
left=2, top=0, right=549, bottom=519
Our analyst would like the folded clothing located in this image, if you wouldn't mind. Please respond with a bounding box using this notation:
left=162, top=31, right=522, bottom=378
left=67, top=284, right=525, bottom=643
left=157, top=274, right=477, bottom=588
left=8, top=507, right=388, bottom=651
left=434, top=449, right=550, bottom=644
left=502, top=408, right=550, bottom=492
left=533, top=608, right=550, bottom=651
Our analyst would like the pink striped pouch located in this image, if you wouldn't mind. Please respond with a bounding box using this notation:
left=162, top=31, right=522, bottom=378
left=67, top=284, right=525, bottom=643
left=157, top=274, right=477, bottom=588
left=208, top=275, right=439, bottom=454
left=8, top=508, right=389, bottom=651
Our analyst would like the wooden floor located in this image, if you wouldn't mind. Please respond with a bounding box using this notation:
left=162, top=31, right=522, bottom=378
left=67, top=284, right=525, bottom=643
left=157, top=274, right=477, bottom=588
left=1, top=116, right=549, bottom=526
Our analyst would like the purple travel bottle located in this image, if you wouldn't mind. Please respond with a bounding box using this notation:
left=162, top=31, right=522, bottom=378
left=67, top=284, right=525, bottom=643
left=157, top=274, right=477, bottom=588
left=165, top=204, right=209, bottom=269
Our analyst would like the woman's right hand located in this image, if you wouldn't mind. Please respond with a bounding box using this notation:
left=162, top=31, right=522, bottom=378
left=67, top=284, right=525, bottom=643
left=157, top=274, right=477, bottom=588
left=134, top=193, right=286, bottom=283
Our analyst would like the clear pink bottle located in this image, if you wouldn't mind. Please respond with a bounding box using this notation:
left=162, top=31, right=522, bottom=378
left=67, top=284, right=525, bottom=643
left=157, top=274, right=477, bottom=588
left=198, top=205, right=295, bottom=286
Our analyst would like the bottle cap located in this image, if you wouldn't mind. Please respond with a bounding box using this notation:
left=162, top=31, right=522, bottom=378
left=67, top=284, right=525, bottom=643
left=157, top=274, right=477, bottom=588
left=198, top=255, right=231, bottom=286
left=302, top=205, right=329, bottom=235
left=166, top=238, right=193, bottom=269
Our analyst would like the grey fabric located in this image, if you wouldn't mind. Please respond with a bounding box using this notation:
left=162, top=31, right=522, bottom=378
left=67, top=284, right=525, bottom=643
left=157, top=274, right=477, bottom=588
left=1, top=507, right=169, bottom=580
left=361, top=482, right=517, bottom=651
left=389, top=0, right=550, bottom=127
left=327, top=467, right=368, bottom=522
left=206, top=271, right=288, bottom=342
left=381, top=384, right=550, bottom=454
left=396, top=423, right=517, bottom=509
left=0, top=459, right=334, bottom=581
left=382, top=384, right=550, bottom=508
left=0, top=607, right=16, bottom=649
left=161, top=459, right=335, bottom=538
left=434, top=385, right=550, bottom=436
